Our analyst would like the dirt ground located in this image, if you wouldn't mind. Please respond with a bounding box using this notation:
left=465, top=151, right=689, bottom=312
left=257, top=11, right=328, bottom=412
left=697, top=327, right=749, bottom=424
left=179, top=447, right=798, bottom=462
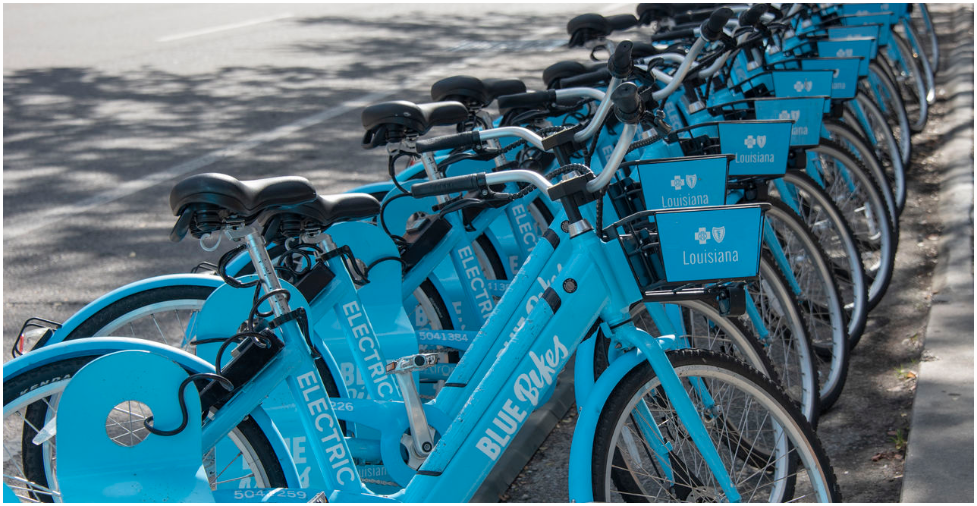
left=503, top=6, right=972, bottom=503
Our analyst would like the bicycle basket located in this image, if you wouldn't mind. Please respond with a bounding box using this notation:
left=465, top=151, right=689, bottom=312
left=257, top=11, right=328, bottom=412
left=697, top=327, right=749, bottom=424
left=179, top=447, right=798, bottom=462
left=816, top=38, right=876, bottom=76
left=707, top=97, right=826, bottom=148
left=800, top=58, right=861, bottom=99
left=759, top=58, right=862, bottom=100
left=636, top=155, right=730, bottom=211
left=753, top=97, right=825, bottom=148
left=717, top=120, right=793, bottom=176
left=604, top=203, right=767, bottom=291
left=829, top=23, right=884, bottom=50
left=660, top=121, right=793, bottom=178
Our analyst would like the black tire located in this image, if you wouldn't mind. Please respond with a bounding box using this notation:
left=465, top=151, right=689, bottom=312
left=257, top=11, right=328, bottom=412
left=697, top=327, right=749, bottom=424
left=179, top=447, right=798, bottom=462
left=774, top=171, right=869, bottom=343
left=592, top=349, right=842, bottom=502
left=842, top=93, right=908, bottom=214
left=822, top=118, right=900, bottom=237
left=809, top=139, right=897, bottom=315
left=742, top=252, right=821, bottom=426
left=883, top=30, right=930, bottom=132
left=765, top=198, right=851, bottom=412
left=64, top=285, right=217, bottom=342
left=4, top=355, right=287, bottom=502
left=474, top=233, right=508, bottom=281
left=862, top=61, right=912, bottom=167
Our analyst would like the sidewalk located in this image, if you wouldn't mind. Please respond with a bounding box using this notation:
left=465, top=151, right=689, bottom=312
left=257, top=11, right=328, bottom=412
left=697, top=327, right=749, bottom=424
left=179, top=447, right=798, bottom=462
left=901, top=4, right=975, bottom=503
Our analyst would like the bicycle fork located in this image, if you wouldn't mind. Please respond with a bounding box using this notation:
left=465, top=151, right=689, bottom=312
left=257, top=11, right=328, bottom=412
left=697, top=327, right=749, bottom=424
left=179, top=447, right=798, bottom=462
left=613, top=323, right=743, bottom=502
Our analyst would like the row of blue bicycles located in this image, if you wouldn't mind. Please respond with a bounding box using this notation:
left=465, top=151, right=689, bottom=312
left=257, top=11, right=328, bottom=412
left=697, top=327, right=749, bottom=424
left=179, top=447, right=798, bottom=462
left=3, top=2, right=940, bottom=503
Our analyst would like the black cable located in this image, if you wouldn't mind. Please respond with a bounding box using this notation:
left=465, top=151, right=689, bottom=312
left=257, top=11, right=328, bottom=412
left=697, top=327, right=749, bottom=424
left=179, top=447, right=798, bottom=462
left=143, top=373, right=233, bottom=436
left=363, top=256, right=406, bottom=279
left=388, top=153, right=412, bottom=196
left=380, top=192, right=412, bottom=241
left=218, top=245, right=259, bottom=289
left=595, top=187, right=608, bottom=238
left=248, top=288, right=291, bottom=325
left=510, top=163, right=594, bottom=200
left=584, top=113, right=610, bottom=168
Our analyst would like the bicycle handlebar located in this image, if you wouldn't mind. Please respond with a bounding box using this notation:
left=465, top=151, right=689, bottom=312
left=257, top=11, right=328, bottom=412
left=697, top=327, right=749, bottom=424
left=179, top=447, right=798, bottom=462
left=700, top=7, right=735, bottom=41
left=739, top=4, right=769, bottom=27
left=414, top=131, right=481, bottom=153
left=410, top=173, right=488, bottom=198
left=651, top=28, right=696, bottom=42
left=607, top=40, right=634, bottom=78
left=559, top=68, right=611, bottom=88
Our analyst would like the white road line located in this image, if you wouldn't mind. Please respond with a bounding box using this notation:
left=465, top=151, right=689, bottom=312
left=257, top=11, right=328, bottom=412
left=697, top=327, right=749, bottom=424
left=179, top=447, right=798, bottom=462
left=157, top=13, right=293, bottom=43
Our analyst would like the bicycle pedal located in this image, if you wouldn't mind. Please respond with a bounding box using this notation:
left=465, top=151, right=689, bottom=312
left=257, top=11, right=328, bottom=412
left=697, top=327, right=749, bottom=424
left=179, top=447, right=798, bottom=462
left=386, top=353, right=440, bottom=374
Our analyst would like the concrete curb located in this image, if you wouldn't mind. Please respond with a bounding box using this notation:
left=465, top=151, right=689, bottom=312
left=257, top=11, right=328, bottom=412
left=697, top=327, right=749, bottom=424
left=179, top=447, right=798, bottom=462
left=901, top=5, right=975, bottom=503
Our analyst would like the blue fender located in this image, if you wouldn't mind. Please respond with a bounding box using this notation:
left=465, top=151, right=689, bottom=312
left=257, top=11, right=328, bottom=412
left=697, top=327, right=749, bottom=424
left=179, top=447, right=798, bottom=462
left=43, top=274, right=224, bottom=347
left=567, top=349, right=645, bottom=503
left=3, top=337, right=302, bottom=488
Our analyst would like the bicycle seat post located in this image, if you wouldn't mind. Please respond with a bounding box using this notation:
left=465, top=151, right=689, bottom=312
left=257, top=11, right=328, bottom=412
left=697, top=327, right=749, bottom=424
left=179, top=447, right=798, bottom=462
left=473, top=110, right=510, bottom=168
left=233, top=224, right=292, bottom=318
left=417, top=151, right=451, bottom=206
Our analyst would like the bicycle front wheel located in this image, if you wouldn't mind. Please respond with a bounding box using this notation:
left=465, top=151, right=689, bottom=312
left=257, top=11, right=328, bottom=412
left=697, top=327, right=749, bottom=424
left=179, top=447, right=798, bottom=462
left=770, top=171, right=869, bottom=344
left=807, top=139, right=897, bottom=315
left=884, top=31, right=930, bottom=132
left=861, top=62, right=912, bottom=167
left=591, top=349, right=842, bottom=502
left=741, top=253, right=821, bottom=426
left=764, top=199, right=850, bottom=411
left=842, top=93, right=907, bottom=214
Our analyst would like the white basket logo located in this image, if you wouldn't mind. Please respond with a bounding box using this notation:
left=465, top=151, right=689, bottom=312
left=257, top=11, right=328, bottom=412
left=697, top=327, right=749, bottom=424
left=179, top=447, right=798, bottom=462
left=793, top=80, right=813, bottom=93
left=670, top=175, right=685, bottom=190
left=778, top=110, right=801, bottom=121
left=712, top=226, right=726, bottom=243
left=695, top=227, right=711, bottom=245
left=686, top=174, right=698, bottom=189
left=744, top=135, right=767, bottom=149
left=836, top=48, right=854, bottom=57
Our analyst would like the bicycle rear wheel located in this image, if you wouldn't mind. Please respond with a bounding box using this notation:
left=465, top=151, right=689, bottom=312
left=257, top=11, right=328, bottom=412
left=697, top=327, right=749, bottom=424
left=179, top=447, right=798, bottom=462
left=3, top=354, right=287, bottom=502
left=592, top=349, right=842, bottom=502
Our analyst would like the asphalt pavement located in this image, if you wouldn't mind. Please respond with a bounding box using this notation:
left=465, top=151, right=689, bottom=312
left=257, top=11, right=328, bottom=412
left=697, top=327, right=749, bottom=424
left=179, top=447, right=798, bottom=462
left=3, top=3, right=632, bottom=345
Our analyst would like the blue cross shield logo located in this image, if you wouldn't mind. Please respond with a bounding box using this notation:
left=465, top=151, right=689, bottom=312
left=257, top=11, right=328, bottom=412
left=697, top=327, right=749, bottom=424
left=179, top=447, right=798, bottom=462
left=712, top=226, right=726, bottom=243
left=686, top=174, right=698, bottom=189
